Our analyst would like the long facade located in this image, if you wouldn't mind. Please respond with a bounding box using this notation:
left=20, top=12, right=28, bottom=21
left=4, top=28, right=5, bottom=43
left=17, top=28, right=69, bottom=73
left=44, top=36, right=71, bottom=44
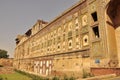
left=14, top=0, right=120, bottom=77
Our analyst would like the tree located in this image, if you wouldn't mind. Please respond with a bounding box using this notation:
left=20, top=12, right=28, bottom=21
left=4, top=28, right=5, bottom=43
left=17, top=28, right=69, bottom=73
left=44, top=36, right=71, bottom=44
left=0, top=49, right=9, bottom=58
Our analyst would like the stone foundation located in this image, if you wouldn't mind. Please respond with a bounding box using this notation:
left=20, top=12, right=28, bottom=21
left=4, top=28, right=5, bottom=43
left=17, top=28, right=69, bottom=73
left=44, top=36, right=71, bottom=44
left=91, top=68, right=120, bottom=76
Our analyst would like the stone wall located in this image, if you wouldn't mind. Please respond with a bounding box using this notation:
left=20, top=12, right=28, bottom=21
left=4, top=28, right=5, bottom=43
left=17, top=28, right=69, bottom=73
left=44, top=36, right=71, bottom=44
left=0, top=58, right=13, bottom=67
left=115, top=27, right=120, bottom=67
left=14, top=0, right=120, bottom=78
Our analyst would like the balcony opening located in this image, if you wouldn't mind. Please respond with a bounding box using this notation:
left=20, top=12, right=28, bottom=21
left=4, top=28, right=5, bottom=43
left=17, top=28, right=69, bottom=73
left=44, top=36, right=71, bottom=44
left=91, top=12, right=98, bottom=22
left=93, top=26, right=100, bottom=38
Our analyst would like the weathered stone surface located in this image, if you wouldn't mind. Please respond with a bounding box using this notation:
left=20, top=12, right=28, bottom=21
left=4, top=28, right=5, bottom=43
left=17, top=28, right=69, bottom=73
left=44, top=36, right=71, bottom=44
left=0, top=58, right=13, bottom=67
left=13, top=0, right=120, bottom=78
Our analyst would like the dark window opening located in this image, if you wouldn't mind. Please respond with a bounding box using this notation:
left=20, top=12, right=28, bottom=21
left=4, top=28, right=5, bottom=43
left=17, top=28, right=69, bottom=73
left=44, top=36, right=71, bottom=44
left=91, top=12, right=98, bottom=22
left=93, top=26, right=100, bottom=38
left=58, top=45, right=60, bottom=49
left=84, top=38, right=88, bottom=43
left=25, top=30, right=31, bottom=36
left=15, top=38, right=20, bottom=45
left=69, top=42, right=72, bottom=47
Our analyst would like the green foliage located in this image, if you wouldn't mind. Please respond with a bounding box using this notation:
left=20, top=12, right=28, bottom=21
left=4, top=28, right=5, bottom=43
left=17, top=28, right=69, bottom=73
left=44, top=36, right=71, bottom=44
left=14, top=69, right=76, bottom=80
left=0, top=49, right=9, bottom=58
left=14, top=69, right=44, bottom=80
left=82, top=69, right=94, bottom=78
left=0, top=76, right=3, bottom=80
left=64, top=76, right=75, bottom=80
left=64, top=76, right=68, bottom=80
left=52, top=76, right=59, bottom=80
left=0, top=72, right=31, bottom=80
left=69, top=76, right=75, bottom=80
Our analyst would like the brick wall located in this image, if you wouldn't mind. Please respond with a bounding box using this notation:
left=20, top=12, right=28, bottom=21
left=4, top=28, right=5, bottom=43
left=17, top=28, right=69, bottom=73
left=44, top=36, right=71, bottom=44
left=0, top=58, right=13, bottom=67
left=91, top=68, right=120, bottom=76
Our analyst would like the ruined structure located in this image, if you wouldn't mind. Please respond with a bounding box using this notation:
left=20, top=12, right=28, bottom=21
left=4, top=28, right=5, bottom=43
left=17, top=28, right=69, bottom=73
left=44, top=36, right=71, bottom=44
left=14, top=0, right=120, bottom=77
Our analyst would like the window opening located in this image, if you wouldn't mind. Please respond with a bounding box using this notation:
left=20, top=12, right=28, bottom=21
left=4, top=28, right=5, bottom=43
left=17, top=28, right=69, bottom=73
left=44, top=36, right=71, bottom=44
left=93, top=26, right=99, bottom=38
left=84, top=38, right=88, bottom=42
left=69, top=42, right=72, bottom=47
left=91, top=12, right=98, bottom=22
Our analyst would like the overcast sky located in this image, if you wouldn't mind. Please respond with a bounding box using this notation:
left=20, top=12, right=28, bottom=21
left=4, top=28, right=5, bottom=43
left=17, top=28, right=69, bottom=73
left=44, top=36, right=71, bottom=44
left=0, top=0, right=79, bottom=58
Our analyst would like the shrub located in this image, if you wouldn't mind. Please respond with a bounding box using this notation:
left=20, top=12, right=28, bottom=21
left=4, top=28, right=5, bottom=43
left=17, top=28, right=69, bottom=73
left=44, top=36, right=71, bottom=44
left=82, top=69, right=89, bottom=78
left=64, top=76, right=75, bottom=80
left=4, top=77, right=7, bottom=80
left=52, top=76, right=59, bottom=80
left=63, top=76, right=68, bottom=80
left=82, top=69, right=94, bottom=78
left=69, top=76, right=75, bottom=80
left=32, top=75, right=44, bottom=80
left=44, top=78, right=49, bottom=80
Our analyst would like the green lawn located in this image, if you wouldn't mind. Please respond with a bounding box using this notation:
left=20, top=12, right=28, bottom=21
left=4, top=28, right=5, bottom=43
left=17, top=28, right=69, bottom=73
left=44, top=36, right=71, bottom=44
left=0, top=72, right=32, bottom=80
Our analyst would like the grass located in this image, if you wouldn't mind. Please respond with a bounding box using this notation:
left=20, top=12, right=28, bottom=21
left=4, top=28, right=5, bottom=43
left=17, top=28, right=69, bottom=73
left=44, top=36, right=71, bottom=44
left=0, top=72, right=32, bottom=80
left=0, top=70, right=76, bottom=80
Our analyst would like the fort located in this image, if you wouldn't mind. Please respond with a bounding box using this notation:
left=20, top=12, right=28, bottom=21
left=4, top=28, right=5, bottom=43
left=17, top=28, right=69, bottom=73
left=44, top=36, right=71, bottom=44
left=14, top=0, right=120, bottom=78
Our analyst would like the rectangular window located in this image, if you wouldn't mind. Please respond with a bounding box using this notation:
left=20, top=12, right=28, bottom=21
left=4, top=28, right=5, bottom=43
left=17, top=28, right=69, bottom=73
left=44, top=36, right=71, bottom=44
left=69, top=42, right=72, bottom=47
left=92, top=26, right=100, bottom=38
left=68, top=31, right=72, bottom=40
left=91, top=12, right=98, bottom=22
left=58, top=45, right=60, bottom=49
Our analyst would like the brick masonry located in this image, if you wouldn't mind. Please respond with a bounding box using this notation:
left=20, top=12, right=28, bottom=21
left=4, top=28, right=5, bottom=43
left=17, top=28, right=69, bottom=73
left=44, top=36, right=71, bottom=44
left=91, top=68, right=120, bottom=76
